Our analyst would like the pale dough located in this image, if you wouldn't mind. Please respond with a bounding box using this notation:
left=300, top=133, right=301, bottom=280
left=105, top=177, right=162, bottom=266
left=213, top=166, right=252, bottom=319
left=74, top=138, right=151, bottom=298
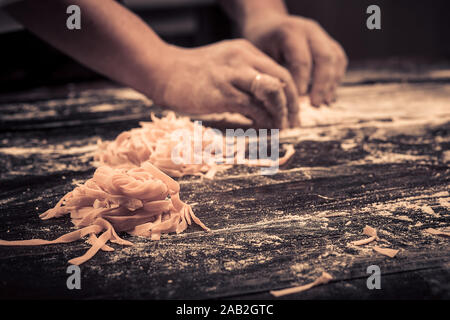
left=270, top=272, right=333, bottom=297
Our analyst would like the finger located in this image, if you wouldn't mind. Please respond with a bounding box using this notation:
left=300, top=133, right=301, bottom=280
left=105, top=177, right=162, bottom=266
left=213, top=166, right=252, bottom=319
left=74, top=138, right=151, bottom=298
left=232, top=43, right=300, bottom=127
left=281, top=36, right=312, bottom=96
left=331, top=40, right=348, bottom=84
left=251, top=56, right=301, bottom=128
left=309, top=46, right=337, bottom=106
left=308, top=30, right=340, bottom=106
left=327, top=41, right=348, bottom=103
left=310, top=60, right=334, bottom=106
left=328, top=83, right=337, bottom=103
left=226, top=85, right=275, bottom=129
left=232, top=67, right=288, bottom=129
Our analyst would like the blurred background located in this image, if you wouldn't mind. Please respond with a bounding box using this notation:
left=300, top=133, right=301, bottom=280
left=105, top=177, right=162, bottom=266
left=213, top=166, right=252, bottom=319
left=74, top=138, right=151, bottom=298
left=0, top=0, right=449, bottom=92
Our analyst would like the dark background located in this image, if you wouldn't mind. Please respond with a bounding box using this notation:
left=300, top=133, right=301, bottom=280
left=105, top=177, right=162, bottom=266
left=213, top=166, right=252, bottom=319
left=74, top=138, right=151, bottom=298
left=0, top=0, right=449, bottom=92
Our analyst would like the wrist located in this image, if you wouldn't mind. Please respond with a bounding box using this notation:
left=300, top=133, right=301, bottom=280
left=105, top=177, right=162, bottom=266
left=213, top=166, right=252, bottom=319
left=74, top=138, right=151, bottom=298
left=134, top=43, right=182, bottom=105
left=241, top=11, right=289, bottom=45
left=222, top=0, right=289, bottom=34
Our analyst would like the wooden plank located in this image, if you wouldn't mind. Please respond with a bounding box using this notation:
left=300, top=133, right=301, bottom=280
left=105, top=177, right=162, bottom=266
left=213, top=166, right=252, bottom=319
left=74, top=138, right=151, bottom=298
left=0, top=79, right=449, bottom=299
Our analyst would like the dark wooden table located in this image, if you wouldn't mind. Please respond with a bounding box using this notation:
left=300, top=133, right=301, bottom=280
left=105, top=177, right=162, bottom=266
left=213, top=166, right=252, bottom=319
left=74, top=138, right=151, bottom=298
left=0, top=65, right=449, bottom=300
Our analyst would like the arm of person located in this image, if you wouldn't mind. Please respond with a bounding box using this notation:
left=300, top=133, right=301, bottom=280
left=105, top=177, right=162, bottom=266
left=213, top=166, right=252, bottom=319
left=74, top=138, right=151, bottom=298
left=5, top=0, right=172, bottom=102
left=6, top=0, right=299, bottom=128
left=219, top=0, right=348, bottom=107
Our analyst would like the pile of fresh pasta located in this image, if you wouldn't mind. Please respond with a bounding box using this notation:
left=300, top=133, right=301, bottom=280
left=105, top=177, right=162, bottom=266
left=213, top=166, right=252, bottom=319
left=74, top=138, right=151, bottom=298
left=95, top=112, right=220, bottom=178
left=0, top=162, right=208, bottom=265
left=0, top=112, right=295, bottom=265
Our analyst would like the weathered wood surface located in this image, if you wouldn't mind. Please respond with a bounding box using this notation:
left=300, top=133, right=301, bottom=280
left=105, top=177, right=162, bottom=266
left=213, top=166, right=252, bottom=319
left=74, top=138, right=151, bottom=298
left=0, top=70, right=449, bottom=299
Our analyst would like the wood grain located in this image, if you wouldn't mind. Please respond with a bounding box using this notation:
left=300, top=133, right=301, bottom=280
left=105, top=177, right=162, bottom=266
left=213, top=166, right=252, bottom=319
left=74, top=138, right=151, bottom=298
left=0, top=71, right=449, bottom=299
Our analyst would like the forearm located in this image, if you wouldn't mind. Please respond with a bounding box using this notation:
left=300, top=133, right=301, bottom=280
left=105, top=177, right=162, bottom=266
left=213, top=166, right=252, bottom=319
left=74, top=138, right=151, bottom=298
left=218, top=0, right=288, bottom=31
left=6, top=0, right=173, bottom=100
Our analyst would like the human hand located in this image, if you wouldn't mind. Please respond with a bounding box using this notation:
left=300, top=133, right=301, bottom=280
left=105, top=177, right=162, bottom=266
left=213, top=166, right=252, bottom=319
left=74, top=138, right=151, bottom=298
left=152, top=40, right=300, bottom=129
left=242, top=14, right=348, bottom=107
